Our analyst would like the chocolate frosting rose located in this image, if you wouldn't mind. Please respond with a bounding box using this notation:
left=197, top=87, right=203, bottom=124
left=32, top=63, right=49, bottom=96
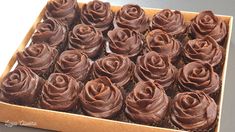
left=145, top=29, right=181, bottom=62
left=92, top=54, right=134, bottom=88
left=80, top=76, right=123, bottom=118
left=17, top=44, right=58, bottom=78
left=81, top=0, right=114, bottom=34
left=170, top=91, right=217, bottom=130
left=39, top=73, right=83, bottom=111
left=134, top=51, right=176, bottom=90
left=0, top=66, right=44, bottom=106
left=125, top=81, right=169, bottom=124
left=44, top=0, right=78, bottom=27
left=151, top=9, right=187, bottom=39
left=189, top=10, right=227, bottom=44
left=183, top=36, right=223, bottom=67
left=177, top=61, right=220, bottom=95
left=54, top=50, right=92, bottom=82
left=107, top=28, right=143, bottom=59
left=115, top=4, right=149, bottom=33
left=68, top=24, right=104, bottom=58
left=32, top=18, right=67, bottom=51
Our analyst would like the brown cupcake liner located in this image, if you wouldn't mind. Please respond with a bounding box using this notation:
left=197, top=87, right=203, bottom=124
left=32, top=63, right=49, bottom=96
left=124, top=112, right=164, bottom=128
left=36, top=99, right=80, bottom=114
left=166, top=114, right=218, bottom=132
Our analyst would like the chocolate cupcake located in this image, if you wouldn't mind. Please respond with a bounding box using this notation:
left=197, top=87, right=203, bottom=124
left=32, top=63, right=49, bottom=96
left=115, top=4, right=149, bottom=33
left=92, top=53, right=135, bottom=89
left=151, top=9, right=187, bottom=40
left=39, top=73, right=83, bottom=112
left=80, top=76, right=123, bottom=118
left=145, top=29, right=181, bottom=63
left=81, top=0, right=114, bottom=34
left=31, top=18, right=67, bottom=52
left=0, top=66, right=44, bottom=106
left=134, top=51, right=176, bottom=91
left=177, top=61, right=220, bottom=98
left=54, top=49, right=92, bottom=82
left=44, top=0, right=79, bottom=27
left=67, top=24, right=105, bottom=59
left=183, top=36, right=223, bottom=68
left=189, top=10, right=227, bottom=44
left=17, top=44, right=58, bottom=78
left=170, top=91, right=218, bottom=131
left=125, top=81, right=169, bottom=125
left=107, top=28, right=143, bottom=60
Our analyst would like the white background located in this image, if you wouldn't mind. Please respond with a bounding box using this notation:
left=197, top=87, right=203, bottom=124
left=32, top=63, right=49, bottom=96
left=0, top=0, right=92, bottom=75
left=0, top=0, right=47, bottom=74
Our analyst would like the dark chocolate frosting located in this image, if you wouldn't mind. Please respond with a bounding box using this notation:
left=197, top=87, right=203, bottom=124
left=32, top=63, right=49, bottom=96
left=107, top=28, right=143, bottom=59
left=80, top=76, right=123, bottom=118
left=54, top=49, right=92, bottom=82
left=32, top=18, right=67, bottom=49
left=0, top=66, right=44, bottom=106
left=151, top=9, right=187, bottom=38
left=177, top=61, right=220, bottom=95
left=92, top=54, right=134, bottom=88
left=44, top=0, right=78, bottom=27
left=81, top=0, right=114, bottom=34
left=170, top=91, right=217, bottom=130
left=115, top=4, right=149, bottom=33
left=134, top=51, right=176, bottom=90
left=189, top=10, right=227, bottom=44
left=68, top=24, right=104, bottom=58
left=17, top=44, right=58, bottom=77
left=145, top=29, right=181, bottom=62
left=183, top=36, right=223, bottom=67
left=125, top=81, right=169, bottom=124
left=40, top=73, right=83, bottom=111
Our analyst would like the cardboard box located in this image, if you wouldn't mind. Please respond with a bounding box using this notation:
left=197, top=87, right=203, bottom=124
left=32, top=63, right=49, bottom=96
left=0, top=3, right=233, bottom=132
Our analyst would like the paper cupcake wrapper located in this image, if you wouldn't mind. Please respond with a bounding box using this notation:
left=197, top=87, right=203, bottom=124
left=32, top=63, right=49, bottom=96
left=166, top=116, right=217, bottom=132
left=124, top=112, right=164, bottom=128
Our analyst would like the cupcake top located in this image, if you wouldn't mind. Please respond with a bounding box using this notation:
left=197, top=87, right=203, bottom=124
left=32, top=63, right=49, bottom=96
left=55, top=50, right=92, bottom=82
left=134, top=51, right=176, bottom=90
left=44, top=0, right=78, bottom=27
left=107, top=28, right=143, bottom=59
left=0, top=66, right=44, bottom=106
left=68, top=24, right=104, bottom=58
left=81, top=0, right=114, bottom=34
left=183, top=36, right=223, bottom=67
left=170, top=91, right=217, bottom=130
left=125, top=81, right=169, bottom=124
left=92, top=54, right=134, bottom=88
left=151, top=9, right=187, bottom=39
left=17, top=44, right=58, bottom=77
left=40, top=73, right=83, bottom=112
left=145, top=29, right=181, bottom=62
left=177, top=61, right=220, bottom=95
left=80, top=76, right=123, bottom=118
left=189, top=10, right=227, bottom=44
left=32, top=18, right=67, bottom=49
left=115, top=4, right=149, bottom=33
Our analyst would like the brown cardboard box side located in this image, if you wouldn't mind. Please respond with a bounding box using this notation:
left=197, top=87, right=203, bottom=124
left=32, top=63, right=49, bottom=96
left=0, top=3, right=233, bottom=132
